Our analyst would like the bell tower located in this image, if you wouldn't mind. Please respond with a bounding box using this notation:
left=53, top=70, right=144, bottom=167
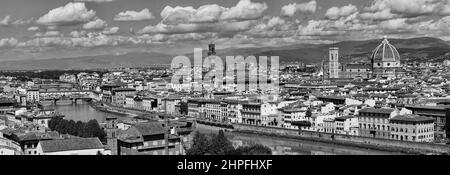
left=208, top=43, right=216, bottom=56
left=328, top=47, right=339, bottom=78
left=106, top=117, right=118, bottom=155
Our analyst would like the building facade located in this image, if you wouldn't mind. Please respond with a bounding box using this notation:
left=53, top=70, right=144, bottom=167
left=26, top=89, right=40, bottom=103
left=389, top=115, right=435, bottom=142
left=117, top=122, right=183, bottom=155
left=112, top=88, right=136, bottom=106
left=358, top=108, right=396, bottom=139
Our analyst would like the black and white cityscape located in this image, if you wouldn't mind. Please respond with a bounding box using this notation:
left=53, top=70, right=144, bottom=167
left=1, top=0, right=450, bottom=156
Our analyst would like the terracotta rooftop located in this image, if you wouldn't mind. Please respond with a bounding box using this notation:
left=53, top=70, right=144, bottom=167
left=390, top=115, right=434, bottom=123
left=359, top=108, right=395, bottom=114
left=132, top=122, right=166, bottom=136
left=39, top=137, right=103, bottom=153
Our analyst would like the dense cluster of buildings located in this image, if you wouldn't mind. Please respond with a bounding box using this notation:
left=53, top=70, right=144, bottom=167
left=2, top=37, right=450, bottom=155
left=0, top=68, right=195, bottom=155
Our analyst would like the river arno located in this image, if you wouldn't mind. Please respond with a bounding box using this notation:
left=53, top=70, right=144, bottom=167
left=196, top=124, right=403, bottom=155
left=45, top=103, right=402, bottom=155
left=43, top=103, right=132, bottom=123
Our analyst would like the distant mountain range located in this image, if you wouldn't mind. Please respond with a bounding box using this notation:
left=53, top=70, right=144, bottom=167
left=250, top=37, right=450, bottom=64
left=0, top=52, right=174, bottom=70
left=0, top=37, right=449, bottom=70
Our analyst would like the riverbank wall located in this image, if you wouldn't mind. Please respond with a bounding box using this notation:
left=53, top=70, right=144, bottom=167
left=232, top=124, right=450, bottom=154
left=88, top=102, right=139, bottom=117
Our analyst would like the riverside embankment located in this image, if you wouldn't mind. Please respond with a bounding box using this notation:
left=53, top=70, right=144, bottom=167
left=232, top=124, right=450, bottom=155
left=88, top=102, right=142, bottom=117
left=196, top=124, right=403, bottom=155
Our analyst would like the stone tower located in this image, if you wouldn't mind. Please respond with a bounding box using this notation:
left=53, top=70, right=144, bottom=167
left=328, top=47, right=339, bottom=78
left=208, top=43, right=216, bottom=56
left=106, top=117, right=118, bottom=155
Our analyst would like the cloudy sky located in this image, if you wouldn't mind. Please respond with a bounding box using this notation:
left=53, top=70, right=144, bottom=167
left=1, top=0, right=450, bottom=61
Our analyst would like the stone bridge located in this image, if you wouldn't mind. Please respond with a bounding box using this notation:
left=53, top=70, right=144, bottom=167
left=39, top=90, right=94, bottom=104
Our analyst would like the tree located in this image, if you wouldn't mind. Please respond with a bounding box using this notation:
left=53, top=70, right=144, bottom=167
left=84, top=119, right=105, bottom=140
left=59, top=120, right=69, bottom=134
left=48, top=117, right=105, bottom=141
left=48, top=116, right=63, bottom=131
left=186, top=130, right=273, bottom=155
left=76, top=121, right=85, bottom=137
left=97, top=151, right=103, bottom=155
left=67, top=120, right=77, bottom=136
left=305, top=108, right=312, bottom=118
left=209, top=130, right=235, bottom=155
left=186, top=131, right=210, bottom=155
left=234, top=144, right=272, bottom=155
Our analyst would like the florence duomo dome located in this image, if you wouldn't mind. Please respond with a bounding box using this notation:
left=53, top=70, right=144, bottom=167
left=371, top=36, right=404, bottom=79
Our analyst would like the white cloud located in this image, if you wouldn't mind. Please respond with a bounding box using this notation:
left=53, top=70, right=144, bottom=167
left=74, top=0, right=115, bottom=2
left=0, top=16, right=11, bottom=26
left=114, top=8, right=155, bottom=21
left=359, top=9, right=397, bottom=20
left=418, top=16, right=450, bottom=35
left=70, top=30, right=88, bottom=38
left=159, top=0, right=267, bottom=25
left=13, top=33, right=149, bottom=49
left=161, top=4, right=223, bottom=24
left=364, top=0, right=450, bottom=17
left=138, top=20, right=254, bottom=35
left=47, top=26, right=58, bottom=30
left=281, top=1, right=317, bottom=17
left=193, top=5, right=224, bottom=23
left=297, top=20, right=343, bottom=36
left=145, top=0, right=265, bottom=38
left=0, top=38, right=18, bottom=48
left=325, top=4, right=358, bottom=20
left=83, top=18, right=107, bottom=30
left=379, top=18, right=409, bottom=30
left=220, top=0, right=268, bottom=21
left=245, top=16, right=296, bottom=38
left=27, top=26, right=40, bottom=32
left=437, top=3, right=450, bottom=16
left=35, top=31, right=61, bottom=37
left=36, top=2, right=96, bottom=26
left=12, top=18, right=34, bottom=25
left=139, top=1, right=267, bottom=37
left=103, top=27, right=120, bottom=35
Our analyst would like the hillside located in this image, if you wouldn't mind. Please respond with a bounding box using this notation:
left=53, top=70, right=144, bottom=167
left=0, top=37, right=449, bottom=70
left=0, top=52, right=175, bottom=70
left=251, top=37, right=450, bottom=64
